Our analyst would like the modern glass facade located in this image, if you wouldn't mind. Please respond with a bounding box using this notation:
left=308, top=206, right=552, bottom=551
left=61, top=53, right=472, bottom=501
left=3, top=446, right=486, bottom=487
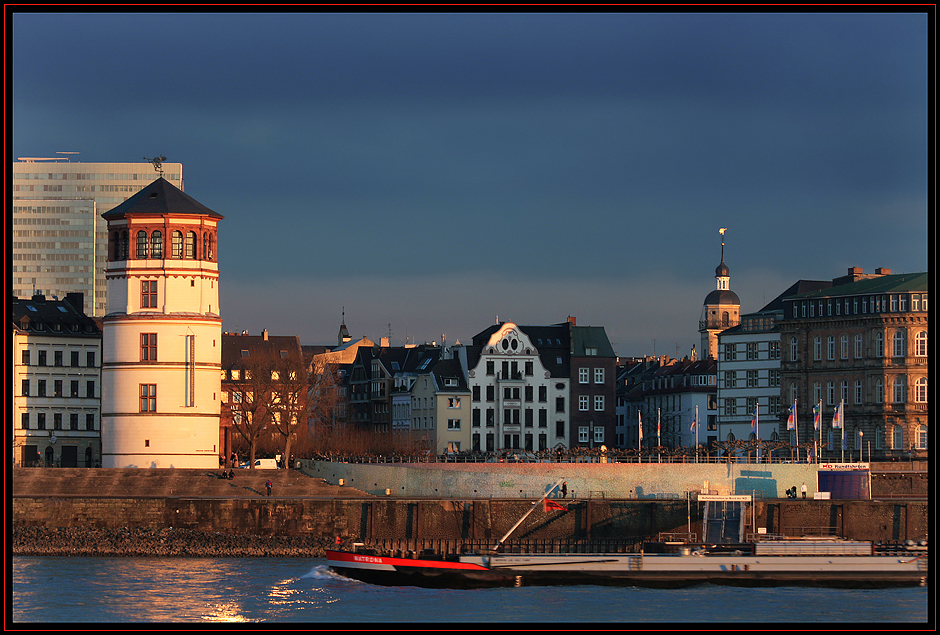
left=12, top=160, right=184, bottom=316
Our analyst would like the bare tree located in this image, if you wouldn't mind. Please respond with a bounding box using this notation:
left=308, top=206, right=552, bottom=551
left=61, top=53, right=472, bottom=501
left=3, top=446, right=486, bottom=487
left=229, top=352, right=279, bottom=468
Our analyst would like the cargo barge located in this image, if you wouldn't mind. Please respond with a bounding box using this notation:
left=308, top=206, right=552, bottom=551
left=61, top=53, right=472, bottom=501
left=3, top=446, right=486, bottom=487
left=326, top=481, right=928, bottom=589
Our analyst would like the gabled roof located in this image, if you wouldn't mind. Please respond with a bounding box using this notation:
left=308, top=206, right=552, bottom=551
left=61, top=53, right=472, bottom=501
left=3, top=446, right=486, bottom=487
left=11, top=293, right=100, bottom=336
left=101, top=177, right=223, bottom=220
left=571, top=325, right=616, bottom=357
left=429, top=358, right=469, bottom=392
left=467, top=321, right=574, bottom=378
left=221, top=333, right=303, bottom=369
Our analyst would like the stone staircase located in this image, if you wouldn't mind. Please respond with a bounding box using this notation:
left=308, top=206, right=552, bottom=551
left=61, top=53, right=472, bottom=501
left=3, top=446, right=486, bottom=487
left=12, top=467, right=373, bottom=499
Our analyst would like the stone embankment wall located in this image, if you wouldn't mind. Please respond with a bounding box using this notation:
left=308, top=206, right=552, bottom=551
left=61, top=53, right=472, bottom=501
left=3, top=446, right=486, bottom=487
left=12, top=465, right=927, bottom=558
left=13, top=496, right=928, bottom=557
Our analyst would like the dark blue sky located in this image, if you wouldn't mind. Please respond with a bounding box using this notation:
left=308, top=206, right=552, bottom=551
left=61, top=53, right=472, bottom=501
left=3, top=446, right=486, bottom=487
left=12, top=12, right=929, bottom=355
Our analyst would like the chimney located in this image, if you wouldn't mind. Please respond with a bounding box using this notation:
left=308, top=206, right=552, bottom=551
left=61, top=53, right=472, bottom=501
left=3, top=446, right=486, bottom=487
left=262, top=329, right=268, bottom=341
left=380, top=337, right=390, bottom=347
left=875, top=267, right=891, bottom=276
left=567, top=316, right=577, bottom=325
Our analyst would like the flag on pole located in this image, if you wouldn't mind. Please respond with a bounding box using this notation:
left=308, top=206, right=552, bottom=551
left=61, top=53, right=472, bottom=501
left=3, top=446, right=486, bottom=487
left=750, top=407, right=758, bottom=434
left=832, top=401, right=844, bottom=429
left=813, top=403, right=821, bottom=431
left=544, top=499, right=567, bottom=512
left=638, top=411, right=643, bottom=441
left=786, top=400, right=797, bottom=430
left=690, top=412, right=697, bottom=433
left=657, top=409, right=661, bottom=438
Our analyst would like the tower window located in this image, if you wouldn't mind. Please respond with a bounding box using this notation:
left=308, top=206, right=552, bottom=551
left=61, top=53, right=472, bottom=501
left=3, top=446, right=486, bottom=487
left=136, top=230, right=148, bottom=258
left=140, top=384, right=157, bottom=412
left=141, top=333, right=157, bottom=361
left=150, top=230, right=163, bottom=258
left=141, top=280, right=157, bottom=308
left=172, top=231, right=183, bottom=258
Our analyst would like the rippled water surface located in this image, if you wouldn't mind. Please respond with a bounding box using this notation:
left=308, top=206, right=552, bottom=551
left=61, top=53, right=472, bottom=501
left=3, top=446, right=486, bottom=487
left=12, top=557, right=929, bottom=625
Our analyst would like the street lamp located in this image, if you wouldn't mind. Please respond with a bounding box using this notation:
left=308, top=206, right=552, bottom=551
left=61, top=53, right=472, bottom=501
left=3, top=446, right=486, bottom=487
left=859, top=430, right=864, bottom=463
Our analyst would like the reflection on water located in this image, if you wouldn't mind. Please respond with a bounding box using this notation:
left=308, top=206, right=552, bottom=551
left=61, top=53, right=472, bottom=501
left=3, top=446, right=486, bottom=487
left=13, top=557, right=929, bottom=624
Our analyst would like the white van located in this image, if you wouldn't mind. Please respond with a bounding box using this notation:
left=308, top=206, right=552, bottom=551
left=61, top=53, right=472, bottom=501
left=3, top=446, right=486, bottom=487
left=253, top=458, right=278, bottom=469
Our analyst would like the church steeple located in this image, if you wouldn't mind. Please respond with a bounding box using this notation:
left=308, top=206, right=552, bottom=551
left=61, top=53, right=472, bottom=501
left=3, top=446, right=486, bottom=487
left=699, top=228, right=740, bottom=359
left=338, top=308, right=351, bottom=346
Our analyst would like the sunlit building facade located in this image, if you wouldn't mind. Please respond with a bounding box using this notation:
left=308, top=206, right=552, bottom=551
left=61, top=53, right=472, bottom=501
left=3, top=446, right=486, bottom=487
left=779, top=268, right=929, bottom=461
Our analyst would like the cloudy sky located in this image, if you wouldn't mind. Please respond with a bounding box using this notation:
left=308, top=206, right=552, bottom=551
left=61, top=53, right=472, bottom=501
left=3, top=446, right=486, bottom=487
left=12, top=11, right=929, bottom=356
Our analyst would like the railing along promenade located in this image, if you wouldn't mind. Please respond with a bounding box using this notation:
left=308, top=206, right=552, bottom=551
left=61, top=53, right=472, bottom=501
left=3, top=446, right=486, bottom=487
left=308, top=449, right=926, bottom=467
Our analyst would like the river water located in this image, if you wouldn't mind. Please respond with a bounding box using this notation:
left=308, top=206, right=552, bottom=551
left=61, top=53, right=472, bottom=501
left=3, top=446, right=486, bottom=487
left=12, top=556, right=928, bottom=626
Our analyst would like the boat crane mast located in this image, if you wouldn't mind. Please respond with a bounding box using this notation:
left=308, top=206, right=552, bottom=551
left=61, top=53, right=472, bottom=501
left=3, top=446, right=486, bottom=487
left=492, top=478, right=566, bottom=552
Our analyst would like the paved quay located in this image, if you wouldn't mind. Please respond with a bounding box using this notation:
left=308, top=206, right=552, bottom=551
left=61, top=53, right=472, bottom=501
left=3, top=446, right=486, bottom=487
left=12, top=466, right=374, bottom=499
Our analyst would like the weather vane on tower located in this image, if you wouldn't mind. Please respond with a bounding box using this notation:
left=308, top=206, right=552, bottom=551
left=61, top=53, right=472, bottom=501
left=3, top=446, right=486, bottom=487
left=145, top=155, right=167, bottom=177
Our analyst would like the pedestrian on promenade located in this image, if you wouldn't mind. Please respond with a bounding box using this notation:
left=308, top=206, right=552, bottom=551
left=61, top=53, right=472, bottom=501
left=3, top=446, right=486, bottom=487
left=561, top=481, right=568, bottom=498
left=266, top=479, right=273, bottom=496
left=801, top=482, right=807, bottom=499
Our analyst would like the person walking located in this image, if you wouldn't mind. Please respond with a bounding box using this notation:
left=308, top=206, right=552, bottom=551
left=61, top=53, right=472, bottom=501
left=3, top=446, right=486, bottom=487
left=800, top=482, right=807, bottom=499
left=561, top=481, right=568, bottom=499
left=266, top=479, right=273, bottom=496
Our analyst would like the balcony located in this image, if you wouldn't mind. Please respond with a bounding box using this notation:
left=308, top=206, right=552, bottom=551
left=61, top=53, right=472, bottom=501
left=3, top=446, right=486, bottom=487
left=496, top=371, right=524, bottom=382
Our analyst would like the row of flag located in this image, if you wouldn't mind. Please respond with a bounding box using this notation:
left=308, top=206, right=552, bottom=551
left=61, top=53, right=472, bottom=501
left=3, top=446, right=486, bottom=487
left=786, top=399, right=844, bottom=430
left=638, top=401, right=845, bottom=437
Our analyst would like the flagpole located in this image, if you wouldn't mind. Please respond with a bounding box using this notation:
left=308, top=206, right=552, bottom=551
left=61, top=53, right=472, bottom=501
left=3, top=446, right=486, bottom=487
left=794, top=399, right=799, bottom=462
left=657, top=408, right=661, bottom=463
left=695, top=405, right=699, bottom=463
left=818, top=399, right=823, bottom=462
left=756, top=406, right=760, bottom=463
left=840, top=400, right=845, bottom=464
left=638, top=410, right=642, bottom=464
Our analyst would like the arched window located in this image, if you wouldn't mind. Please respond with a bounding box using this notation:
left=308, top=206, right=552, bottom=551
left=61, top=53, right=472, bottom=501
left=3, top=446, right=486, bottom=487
left=893, top=376, right=906, bottom=403
left=916, top=425, right=928, bottom=450
left=136, top=230, right=148, bottom=258
left=726, top=432, right=735, bottom=442
left=893, top=330, right=906, bottom=357
left=790, top=337, right=798, bottom=362
left=120, top=231, right=129, bottom=260
left=875, top=427, right=884, bottom=450
left=172, top=230, right=183, bottom=258
left=915, top=377, right=928, bottom=402
left=853, top=427, right=862, bottom=450
left=721, top=311, right=730, bottom=327
left=151, top=230, right=163, bottom=258
left=840, top=334, right=849, bottom=360
left=185, top=231, right=197, bottom=259
left=914, top=331, right=928, bottom=357
left=813, top=336, right=821, bottom=361
left=874, top=332, right=884, bottom=357
left=45, top=447, right=54, bottom=467
left=874, top=379, right=883, bottom=404
left=892, top=425, right=904, bottom=450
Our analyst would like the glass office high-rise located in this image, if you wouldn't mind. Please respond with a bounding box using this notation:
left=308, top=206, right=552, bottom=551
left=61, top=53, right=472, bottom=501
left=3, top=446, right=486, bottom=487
left=12, top=158, right=184, bottom=316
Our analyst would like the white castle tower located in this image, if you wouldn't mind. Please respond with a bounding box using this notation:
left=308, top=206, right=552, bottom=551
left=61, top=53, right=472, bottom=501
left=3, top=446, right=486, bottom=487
left=100, top=178, right=223, bottom=468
